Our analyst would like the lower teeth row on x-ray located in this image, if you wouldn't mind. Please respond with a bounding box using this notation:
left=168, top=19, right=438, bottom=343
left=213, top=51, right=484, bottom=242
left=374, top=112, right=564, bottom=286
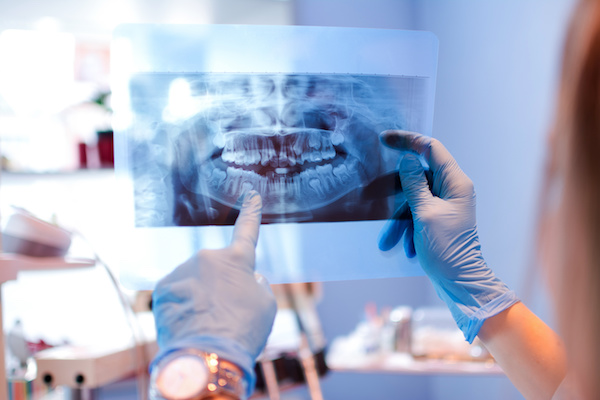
left=126, top=73, right=427, bottom=227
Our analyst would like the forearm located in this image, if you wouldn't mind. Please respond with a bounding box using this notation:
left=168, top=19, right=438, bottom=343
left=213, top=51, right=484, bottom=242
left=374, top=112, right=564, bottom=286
left=478, top=302, right=567, bottom=400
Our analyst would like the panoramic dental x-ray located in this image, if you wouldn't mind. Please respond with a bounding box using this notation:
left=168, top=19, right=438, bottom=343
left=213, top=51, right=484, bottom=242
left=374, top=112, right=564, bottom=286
left=130, top=73, right=426, bottom=226
left=112, top=24, right=438, bottom=286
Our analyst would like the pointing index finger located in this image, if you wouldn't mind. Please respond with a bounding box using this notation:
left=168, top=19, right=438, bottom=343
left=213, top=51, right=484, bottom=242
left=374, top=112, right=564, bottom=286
left=230, top=190, right=263, bottom=254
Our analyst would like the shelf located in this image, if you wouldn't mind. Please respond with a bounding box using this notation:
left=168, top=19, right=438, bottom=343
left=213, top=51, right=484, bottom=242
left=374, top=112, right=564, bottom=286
left=0, top=254, right=95, bottom=283
left=326, top=352, right=503, bottom=376
left=1, top=169, right=115, bottom=178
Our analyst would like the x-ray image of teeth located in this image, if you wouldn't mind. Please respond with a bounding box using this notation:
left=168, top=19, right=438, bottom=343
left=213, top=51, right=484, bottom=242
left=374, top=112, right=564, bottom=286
left=127, top=73, right=428, bottom=227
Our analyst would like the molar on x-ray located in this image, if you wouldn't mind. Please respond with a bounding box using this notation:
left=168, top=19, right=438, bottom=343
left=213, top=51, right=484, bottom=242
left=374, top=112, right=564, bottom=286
left=128, top=73, right=427, bottom=227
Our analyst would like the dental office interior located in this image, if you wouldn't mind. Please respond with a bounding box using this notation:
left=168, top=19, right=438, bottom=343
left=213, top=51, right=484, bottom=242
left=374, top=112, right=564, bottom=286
left=0, top=0, right=576, bottom=399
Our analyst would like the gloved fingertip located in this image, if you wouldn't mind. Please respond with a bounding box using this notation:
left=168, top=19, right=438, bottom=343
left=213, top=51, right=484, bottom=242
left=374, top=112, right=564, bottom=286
left=379, top=130, right=430, bottom=153
left=377, top=233, right=395, bottom=251
left=399, top=153, right=423, bottom=173
left=403, top=223, right=416, bottom=258
left=403, top=242, right=415, bottom=258
left=378, top=218, right=406, bottom=251
left=230, top=191, right=262, bottom=252
left=379, top=129, right=410, bottom=148
left=242, top=190, right=262, bottom=210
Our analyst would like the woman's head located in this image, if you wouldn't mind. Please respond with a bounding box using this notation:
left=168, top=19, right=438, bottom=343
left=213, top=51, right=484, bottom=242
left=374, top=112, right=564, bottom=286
left=540, top=0, right=600, bottom=397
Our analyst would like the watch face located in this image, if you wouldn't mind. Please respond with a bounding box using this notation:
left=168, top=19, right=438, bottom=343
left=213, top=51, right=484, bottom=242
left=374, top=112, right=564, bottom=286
left=156, top=355, right=208, bottom=399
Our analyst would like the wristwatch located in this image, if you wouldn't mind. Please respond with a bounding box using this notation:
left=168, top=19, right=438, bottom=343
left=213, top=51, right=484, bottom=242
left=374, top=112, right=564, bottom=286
left=150, top=349, right=247, bottom=400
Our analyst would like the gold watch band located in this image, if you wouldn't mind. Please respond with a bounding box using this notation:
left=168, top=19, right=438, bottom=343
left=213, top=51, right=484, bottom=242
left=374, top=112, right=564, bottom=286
left=151, top=349, right=247, bottom=400
left=204, top=353, right=246, bottom=399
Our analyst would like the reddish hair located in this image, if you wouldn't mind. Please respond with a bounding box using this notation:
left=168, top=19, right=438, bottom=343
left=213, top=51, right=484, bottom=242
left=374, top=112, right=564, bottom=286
left=542, top=0, right=600, bottom=397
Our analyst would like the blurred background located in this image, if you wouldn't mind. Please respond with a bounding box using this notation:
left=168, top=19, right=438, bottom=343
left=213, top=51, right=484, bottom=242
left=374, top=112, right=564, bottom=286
left=0, top=0, right=576, bottom=399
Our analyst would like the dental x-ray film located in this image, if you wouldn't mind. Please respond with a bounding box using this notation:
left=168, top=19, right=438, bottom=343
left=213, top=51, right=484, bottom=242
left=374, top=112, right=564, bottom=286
left=112, top=24, right=438, bottom=288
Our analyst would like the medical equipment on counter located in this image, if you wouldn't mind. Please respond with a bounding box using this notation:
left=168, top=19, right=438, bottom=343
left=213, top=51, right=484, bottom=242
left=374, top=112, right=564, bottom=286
left=6, top=321, right=39, bottom=400
left=7, top=321, right=30, bottom=371
left=0, top=207, right=152, bottom=400
left=0, top=207, right=96, bottom=400
left=2, top=208, right=72, bottom=258
left=327, top=305, right=500, bottom=375
left=255, top=283, right=328, bottom=400
left=35, top=339, right=157, bottom=394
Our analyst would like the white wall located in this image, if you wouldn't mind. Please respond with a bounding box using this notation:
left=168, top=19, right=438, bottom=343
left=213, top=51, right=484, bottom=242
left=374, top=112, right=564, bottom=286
left=295, top=0, right=576, bottom=399
left=415, top=1, right=574, bottom=397
left=293, top=0, right=416, bottom=29
left=0, top=0, right=293, bottom=38
left=415, top=0, right=574, bottom=293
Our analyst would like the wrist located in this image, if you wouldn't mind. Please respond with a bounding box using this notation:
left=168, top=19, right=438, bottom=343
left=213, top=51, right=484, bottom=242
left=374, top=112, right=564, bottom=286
left=452, top=290, right=521, bottom=343
left=154, top=336, right=257, bottom=397
left=150, top=348, right=247, bottom=400
left=430, top=261, right=519, bottom=343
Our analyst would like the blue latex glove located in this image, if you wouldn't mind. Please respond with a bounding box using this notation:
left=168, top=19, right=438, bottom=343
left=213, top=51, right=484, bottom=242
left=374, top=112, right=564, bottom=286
left=378, top=130, right=519, bottom=343
left=151, top=191, right=277, bottom=397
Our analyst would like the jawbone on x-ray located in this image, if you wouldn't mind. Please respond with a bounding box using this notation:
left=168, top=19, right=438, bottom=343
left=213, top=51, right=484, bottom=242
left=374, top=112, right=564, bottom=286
left=131, top=73, right=426, bottom=226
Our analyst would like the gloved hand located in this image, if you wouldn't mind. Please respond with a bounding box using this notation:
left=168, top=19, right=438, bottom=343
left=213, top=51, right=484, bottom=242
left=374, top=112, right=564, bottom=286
left=151, top=190, right=277, bottom=396
left=378, top=130, right=519, bottom=343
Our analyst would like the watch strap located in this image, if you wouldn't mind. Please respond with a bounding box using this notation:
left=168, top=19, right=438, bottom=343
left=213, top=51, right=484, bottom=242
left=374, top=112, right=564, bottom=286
left=151, top=349, right=247, bottom=400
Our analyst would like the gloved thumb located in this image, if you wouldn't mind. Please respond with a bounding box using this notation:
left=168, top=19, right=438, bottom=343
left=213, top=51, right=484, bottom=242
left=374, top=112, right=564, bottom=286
left=230, top=190, right=262, bottom=254
left=399, top=154, right=432, bottom=212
